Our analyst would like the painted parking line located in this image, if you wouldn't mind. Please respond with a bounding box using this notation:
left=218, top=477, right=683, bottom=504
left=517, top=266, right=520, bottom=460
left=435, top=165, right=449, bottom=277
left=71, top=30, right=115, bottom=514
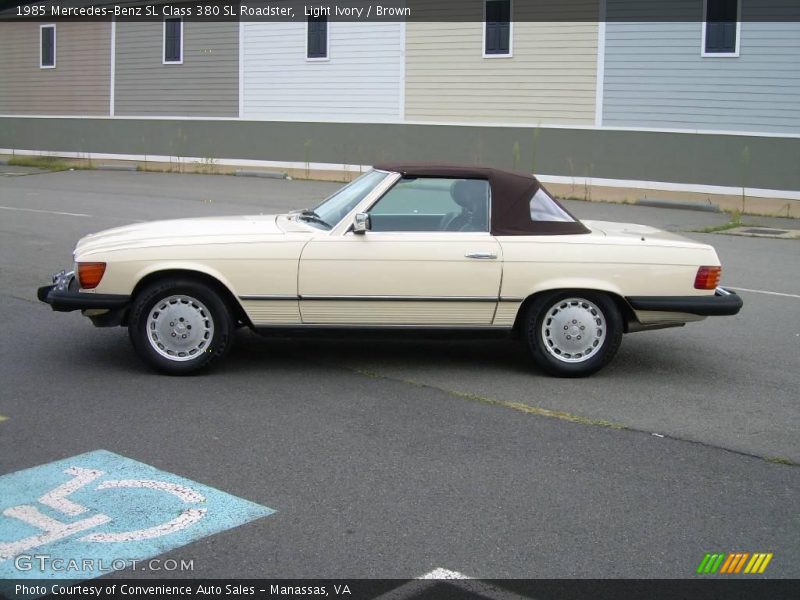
left=0, top=450, right=275, bottom=580
left=374, top=568, right=533, bottom=600
left=728, top=286, right=800, bottom=300
left=0, top=206, right=91, bottom=218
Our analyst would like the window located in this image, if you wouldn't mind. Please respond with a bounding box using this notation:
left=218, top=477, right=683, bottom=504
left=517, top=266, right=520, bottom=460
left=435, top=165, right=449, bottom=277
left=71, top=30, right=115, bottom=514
left=368, top=178, right=490, bottom=232
left=307, top=15, right=328, bottom=59
left=163, top=18, right=183, bottom=64
left=703, top=0, right=740, bottom=56
left=484, top=0, right=511, bottom=57
left=40, top=24, right=55, bottom=68
left=529, top=188, right=575, bottom=223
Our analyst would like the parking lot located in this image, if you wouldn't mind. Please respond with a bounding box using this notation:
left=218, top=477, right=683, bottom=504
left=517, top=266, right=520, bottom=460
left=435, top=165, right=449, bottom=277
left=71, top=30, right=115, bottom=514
left=1, top=168, right=798, bottom=580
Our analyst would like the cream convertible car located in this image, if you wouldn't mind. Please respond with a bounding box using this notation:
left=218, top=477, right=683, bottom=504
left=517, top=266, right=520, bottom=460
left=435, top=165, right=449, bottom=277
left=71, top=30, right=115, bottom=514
left=38, top=164, right=742, bottom=377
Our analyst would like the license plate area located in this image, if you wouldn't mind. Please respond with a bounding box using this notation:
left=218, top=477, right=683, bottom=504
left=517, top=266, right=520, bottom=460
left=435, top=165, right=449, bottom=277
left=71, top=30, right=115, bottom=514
left=52, top=270, right=75, bottom=292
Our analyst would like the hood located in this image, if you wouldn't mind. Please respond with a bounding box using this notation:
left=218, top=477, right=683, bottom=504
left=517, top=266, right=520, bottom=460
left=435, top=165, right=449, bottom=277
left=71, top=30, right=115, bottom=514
left=582, top=220, right=709, bottom=249
left=75, top=214, right=285, bottom=257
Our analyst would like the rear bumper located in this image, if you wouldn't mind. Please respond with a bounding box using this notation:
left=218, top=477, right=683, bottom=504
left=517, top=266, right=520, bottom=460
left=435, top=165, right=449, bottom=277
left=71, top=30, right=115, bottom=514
left=37, top=270, right=129, bottom=313
left=626, top=287, right=743, bottom=317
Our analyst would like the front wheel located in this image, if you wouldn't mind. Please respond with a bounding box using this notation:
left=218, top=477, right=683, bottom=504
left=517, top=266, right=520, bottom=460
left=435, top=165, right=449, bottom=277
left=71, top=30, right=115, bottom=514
left=128, top=279, right=234, bottom=375
left=524, top=291, right=623, bottom=377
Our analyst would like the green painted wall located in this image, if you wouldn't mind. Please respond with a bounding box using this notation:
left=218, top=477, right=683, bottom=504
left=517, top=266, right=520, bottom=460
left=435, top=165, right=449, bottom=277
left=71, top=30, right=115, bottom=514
left=1, top=117, right=798, bottom=191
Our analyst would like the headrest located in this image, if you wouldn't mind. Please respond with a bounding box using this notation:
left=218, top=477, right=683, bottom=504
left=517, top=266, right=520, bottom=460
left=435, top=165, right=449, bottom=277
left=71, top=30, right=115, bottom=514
left=450, top=179, right=487, bottom=211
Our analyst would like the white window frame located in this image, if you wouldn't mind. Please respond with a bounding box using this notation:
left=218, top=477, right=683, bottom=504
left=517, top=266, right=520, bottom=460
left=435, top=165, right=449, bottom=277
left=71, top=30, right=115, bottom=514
left=701, top=0, right=741, bottom=58
left=305, top=16, right=330, bottom=62
left=483, top=0, right=513, bottom=58
left=163, top=17, right=184, bottom=65
left=39, top=24, right=56, bottom=69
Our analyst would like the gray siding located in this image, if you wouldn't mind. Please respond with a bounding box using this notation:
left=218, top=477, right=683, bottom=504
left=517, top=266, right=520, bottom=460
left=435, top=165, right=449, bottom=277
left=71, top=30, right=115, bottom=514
left=603, top=0, right=800, bottom=133
left=114, top=20, right=238, bottom=117
left=0, top=21, right=111, bottom=115
left=3, top=117, right=799, bottom=192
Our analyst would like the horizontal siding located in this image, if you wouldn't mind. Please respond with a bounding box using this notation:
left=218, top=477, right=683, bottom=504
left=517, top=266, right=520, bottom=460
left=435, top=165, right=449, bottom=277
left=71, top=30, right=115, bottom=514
left=242, top=20, right=402, bottom=121
left=405, top=0, right=599, bottom=125
left=114, top=20, right=238, bottom=117
left=603, top=1, right=800, bottom=133
left=0, top=21, right=110, bottom=115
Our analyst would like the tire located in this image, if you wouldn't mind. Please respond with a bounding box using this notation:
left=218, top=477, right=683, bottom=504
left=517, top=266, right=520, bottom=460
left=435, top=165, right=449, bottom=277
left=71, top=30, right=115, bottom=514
left=524, top=290, right=623, bottom=378
left=128, top=278, right=235, bottom=375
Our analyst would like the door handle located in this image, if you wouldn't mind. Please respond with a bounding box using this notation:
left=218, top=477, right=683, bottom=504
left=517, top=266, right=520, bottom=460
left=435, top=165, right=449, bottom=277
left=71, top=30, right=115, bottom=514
left=465, top=251, right=498, bottom=260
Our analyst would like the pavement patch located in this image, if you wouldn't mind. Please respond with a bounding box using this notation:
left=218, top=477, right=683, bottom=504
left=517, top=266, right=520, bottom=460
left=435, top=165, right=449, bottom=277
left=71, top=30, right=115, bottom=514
left=0, top=450, right=275, bottom=580
left=348, top=368, right=799, bottom=466
left=351, top=368, right=627, bottom=430
left=724, top=226, right=800, bottom=239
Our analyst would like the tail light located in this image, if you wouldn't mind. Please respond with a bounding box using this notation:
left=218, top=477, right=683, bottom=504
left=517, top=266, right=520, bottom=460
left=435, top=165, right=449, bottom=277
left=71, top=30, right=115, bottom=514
left=694, top=266, right=721, bottom=290
left=77, top=262, right=106, bottom=289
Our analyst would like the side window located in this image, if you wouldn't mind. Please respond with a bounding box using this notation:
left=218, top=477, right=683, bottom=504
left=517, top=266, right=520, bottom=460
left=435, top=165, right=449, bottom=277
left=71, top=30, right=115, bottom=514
left=530, top=187, right=575, bottom=222
left=368, top=178, right=490, bottom=232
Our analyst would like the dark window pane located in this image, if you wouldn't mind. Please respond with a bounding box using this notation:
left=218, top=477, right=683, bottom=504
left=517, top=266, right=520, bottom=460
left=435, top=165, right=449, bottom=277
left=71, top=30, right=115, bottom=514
left=308, top=16, right=327, bottom=58
left=165, top=18, right=181, bottom=62
left=705, top=0, right=738, bottom=53
left=41, top=27, right=54, bottom=66
left=485, top=0, right=510, bottom=54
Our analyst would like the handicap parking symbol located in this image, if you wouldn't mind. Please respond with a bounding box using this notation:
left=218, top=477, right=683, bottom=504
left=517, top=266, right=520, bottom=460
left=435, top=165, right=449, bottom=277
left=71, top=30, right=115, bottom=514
left=0, top=450, right=275, bottom=579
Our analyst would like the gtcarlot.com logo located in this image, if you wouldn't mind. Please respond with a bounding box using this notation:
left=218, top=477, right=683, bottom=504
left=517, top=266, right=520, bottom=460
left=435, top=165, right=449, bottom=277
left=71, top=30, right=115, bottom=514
left=696, top=552, right=773, bottom=575
left=14, top=554, right=194, bottom=573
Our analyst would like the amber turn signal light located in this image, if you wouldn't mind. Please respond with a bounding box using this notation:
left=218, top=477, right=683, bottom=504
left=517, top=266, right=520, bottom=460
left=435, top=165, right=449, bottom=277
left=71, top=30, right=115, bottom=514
left=77, top=262, right=106, bottom=289
left=694, top=266, right=721, bottom=290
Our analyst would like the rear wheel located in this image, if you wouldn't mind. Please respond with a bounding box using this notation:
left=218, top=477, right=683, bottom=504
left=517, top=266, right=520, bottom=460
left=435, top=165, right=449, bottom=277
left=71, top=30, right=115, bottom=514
left=524, top=291, right=622, bottom=377
left=128, top=279, right=234, bottom=374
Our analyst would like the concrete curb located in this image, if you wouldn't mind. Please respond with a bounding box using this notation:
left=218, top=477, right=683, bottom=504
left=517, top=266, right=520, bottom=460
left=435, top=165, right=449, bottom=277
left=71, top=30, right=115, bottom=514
left=636, top=198, right=721, bottom=213
left=235, top=169, right=288, bottom=179
left=96, top=164, right=138, bottom=172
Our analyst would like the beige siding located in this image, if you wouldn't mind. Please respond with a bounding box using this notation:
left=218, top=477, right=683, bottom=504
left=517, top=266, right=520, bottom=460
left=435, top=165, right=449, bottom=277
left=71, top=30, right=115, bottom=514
left=0, top=21, right=111, bottom=115
left=405, top=1, right=599, bottom=125
left=114, top=20, right=238, bottom=117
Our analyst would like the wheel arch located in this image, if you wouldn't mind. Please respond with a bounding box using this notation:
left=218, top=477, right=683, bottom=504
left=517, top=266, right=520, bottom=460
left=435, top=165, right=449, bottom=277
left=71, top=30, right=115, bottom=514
left=128, top=267, right=252, bottom=328
left=512, top=287, right=637, bottom=335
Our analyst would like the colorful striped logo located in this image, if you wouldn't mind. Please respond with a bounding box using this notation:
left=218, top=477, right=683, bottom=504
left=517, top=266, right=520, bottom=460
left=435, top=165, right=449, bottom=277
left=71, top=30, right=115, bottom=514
left=696, top=552, right=773, bottom=574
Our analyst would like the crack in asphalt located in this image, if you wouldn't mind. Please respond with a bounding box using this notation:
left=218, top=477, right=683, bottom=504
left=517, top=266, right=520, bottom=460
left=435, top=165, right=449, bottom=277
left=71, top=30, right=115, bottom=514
left=342, top=365, right=799, bottom=469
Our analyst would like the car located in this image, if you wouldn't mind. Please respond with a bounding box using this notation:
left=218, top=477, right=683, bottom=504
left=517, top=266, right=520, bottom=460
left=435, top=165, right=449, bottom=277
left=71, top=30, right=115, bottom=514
left=37, top=163, right=742, bottom=377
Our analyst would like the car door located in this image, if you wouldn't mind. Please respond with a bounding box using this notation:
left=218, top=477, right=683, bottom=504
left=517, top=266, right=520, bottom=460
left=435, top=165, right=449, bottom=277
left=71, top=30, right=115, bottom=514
left=297, top=176, right=503, bottom=326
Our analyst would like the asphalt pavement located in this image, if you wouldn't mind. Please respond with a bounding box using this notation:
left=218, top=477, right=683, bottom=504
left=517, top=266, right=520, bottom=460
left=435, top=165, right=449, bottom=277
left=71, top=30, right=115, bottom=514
left=0, top=169, right=798, bottom=582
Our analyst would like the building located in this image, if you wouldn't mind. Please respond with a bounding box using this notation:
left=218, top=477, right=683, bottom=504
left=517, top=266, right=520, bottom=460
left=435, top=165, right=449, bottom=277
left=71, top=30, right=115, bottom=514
left=1, top=0, right=799, bottom=215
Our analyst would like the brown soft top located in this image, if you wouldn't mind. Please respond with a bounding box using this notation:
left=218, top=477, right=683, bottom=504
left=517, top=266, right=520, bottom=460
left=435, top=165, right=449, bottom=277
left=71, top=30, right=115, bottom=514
left=373, top=162, right=589, bottom=236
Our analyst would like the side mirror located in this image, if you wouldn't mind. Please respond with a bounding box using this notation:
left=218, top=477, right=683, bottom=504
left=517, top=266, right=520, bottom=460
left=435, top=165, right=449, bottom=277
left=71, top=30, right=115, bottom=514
left=353, top=213, right=371, bottom=234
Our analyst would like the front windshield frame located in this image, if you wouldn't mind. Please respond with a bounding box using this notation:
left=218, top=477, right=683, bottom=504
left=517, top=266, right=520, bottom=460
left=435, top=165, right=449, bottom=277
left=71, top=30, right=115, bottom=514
left=300, top=169, right=390, bottom=230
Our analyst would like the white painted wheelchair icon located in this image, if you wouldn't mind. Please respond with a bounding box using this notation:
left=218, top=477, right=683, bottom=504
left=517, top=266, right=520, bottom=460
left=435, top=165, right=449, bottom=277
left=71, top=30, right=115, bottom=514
left=0, top=466, right=206, bottom=561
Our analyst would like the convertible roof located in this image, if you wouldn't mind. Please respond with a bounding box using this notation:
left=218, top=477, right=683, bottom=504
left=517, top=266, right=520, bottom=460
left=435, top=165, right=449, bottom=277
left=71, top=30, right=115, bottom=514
left=373, top=162, right=589, bottom=236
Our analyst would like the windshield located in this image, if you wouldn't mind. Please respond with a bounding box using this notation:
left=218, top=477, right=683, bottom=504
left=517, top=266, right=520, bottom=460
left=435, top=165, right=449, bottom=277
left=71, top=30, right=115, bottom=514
left=302, top=170, right=389, bottom=229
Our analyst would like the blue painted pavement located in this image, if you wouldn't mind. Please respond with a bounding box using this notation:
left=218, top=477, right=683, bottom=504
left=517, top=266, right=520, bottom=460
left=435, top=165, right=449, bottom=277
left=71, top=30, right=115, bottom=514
left=0, top=450, right=275, bottom=579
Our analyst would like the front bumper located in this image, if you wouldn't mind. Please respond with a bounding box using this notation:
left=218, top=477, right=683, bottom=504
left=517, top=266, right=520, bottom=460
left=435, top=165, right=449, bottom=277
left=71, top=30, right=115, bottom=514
left=626, top=287, right=743, bottom=317
left=37, top=270, right=129, bottom=313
